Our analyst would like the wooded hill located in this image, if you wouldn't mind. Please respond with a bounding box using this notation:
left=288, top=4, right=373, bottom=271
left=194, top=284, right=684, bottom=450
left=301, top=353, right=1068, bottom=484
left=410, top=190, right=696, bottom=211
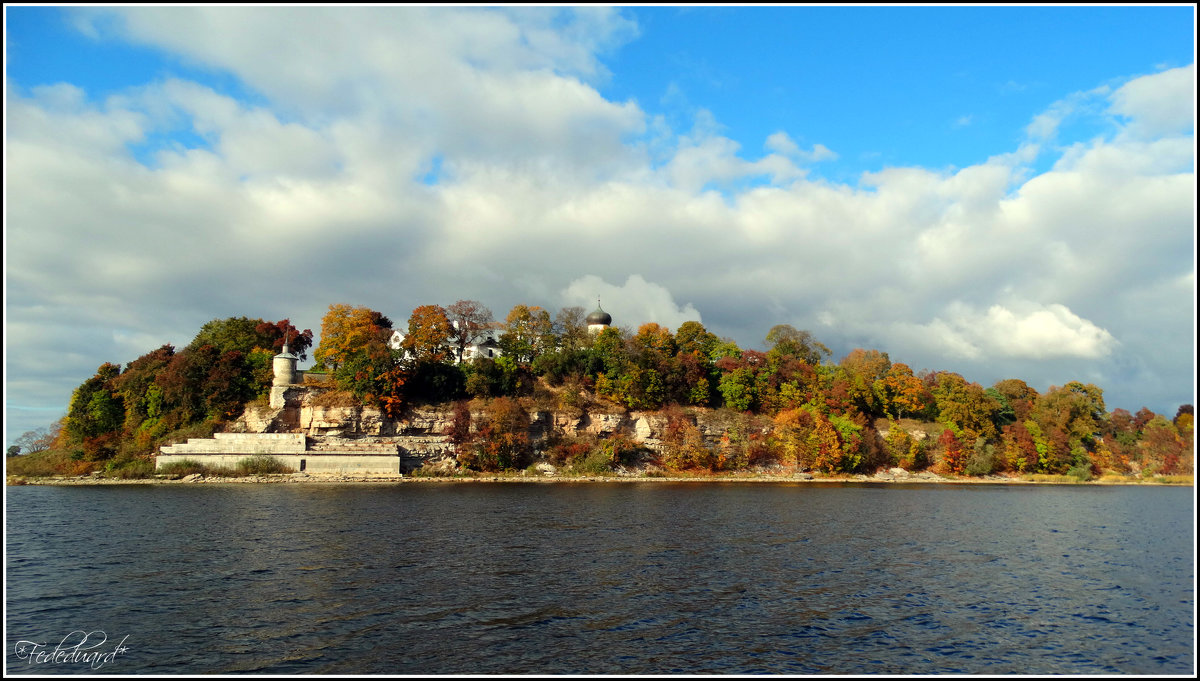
left=8, top=302, right=1194, bottom=481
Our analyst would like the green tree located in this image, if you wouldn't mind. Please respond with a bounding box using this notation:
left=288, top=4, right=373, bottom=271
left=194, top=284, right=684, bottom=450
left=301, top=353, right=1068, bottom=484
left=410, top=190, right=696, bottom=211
left=189, top=317, right=273, bottom=356
left=499, top=304, right=554, bottom=363
left=65, top=363, right=125, bottom=442
left=930, top=371, right=999, bottom=441
left=675, top=321, right=719, bottom=357
left=765, top=324, right=831, bottom=365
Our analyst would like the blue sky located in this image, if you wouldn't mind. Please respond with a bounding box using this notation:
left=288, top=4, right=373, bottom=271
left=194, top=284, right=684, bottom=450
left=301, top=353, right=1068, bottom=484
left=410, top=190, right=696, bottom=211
left=4, top=5, right=1196, bottom=445
left=8, top=6, right=1191, bottom=178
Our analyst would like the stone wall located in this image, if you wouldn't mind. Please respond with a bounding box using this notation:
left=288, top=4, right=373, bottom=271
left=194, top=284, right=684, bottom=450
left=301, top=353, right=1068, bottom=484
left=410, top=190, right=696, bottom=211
left=155, top=453, right=404, bottom=475
left=160, top=432, right=306, bottom=456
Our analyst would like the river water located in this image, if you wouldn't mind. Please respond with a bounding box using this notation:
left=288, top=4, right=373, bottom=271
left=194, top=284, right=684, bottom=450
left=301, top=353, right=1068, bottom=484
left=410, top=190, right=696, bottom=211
left=5, top=482, right=1194, bottom=675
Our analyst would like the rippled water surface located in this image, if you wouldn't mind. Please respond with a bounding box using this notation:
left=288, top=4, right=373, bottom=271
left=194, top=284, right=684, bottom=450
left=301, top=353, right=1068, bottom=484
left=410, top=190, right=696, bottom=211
left=5, top=482, right=1194, bottom=674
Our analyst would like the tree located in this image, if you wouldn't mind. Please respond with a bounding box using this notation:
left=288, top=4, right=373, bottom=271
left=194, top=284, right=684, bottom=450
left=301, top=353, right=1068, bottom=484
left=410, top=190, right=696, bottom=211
left=765, top=325, right=831, bottom=366
left=459, top=398, right=533, bottom=472
left=499, top=304, right=554, bottom=363
left=675, top=321, right=719, bottom=357
left=633, top=322, right=677, bottom=357
left=403, top=305, right=453, bottom=363
left=13, top=426, right=57, bottom=455
left=835, top=349, right=891, bottom=417
left=877, top=363, right=933, bottom=419
left=1032, top=382, right=1106, bottom=470
left=190, top=316, right=312, bottom=360
left=719, top=366, right=759, bottom=412
left=155, top=345, right=219, bottom=428
left=938, top=428, right=967, bottom=475
left=254, top=319, right=314, bottom=361
left=112, top=345, right=175, bottom=435
left=65, top=363, right=125, bottom=443
left=446, top=300, right=495, bottom=362
left=204, top=351, right=254, bottom=419
left=930, top=371, right=999, bottom=441
left=554, top=306, right=589, bottom=352
left=992, top=378, right=1039, bottom=423
left=660, top=406, right=714, bottom=471
left=314, top=304, right=393, bottom=371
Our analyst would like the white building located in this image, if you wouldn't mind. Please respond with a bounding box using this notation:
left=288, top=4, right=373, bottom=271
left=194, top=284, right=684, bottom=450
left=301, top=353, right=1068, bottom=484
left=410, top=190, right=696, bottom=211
left=388, top=327, right=503, bottom=363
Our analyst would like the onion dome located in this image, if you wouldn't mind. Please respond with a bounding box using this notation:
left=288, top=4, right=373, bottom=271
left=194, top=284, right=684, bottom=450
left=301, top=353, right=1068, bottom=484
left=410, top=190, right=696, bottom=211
left=586, top=302, right=612, bottom=326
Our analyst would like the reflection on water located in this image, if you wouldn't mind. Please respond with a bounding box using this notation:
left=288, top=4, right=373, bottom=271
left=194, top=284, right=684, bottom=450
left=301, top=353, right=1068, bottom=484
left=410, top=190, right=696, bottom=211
left=5, top=482, right=1194, bottom=674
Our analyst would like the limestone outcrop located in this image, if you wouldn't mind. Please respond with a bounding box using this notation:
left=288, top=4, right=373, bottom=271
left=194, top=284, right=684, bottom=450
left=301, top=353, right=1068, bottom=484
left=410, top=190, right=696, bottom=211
left=223, top=385, right=773, bottom=466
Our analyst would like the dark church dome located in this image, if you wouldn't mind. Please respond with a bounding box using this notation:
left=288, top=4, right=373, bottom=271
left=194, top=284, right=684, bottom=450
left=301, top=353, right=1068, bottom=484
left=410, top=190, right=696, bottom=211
left=586, top=304, right=612, bottom=326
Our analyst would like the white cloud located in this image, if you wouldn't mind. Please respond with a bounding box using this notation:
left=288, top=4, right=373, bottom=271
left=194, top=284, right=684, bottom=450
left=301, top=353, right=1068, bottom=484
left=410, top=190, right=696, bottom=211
left=898, top=301, right=1118, bottom=361
left=766, top=131, right=837, bottom=162
left=1108, top=63, right=1195, bottom=139
left=4, top=8, right=1195, bottom=443
left=561, top=275, right=701, bottom=332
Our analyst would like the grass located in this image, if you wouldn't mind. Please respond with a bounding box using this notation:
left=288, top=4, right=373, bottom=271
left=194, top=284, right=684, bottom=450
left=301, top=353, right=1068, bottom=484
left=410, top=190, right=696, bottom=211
left=1149, top=474, right=1193, bottom=485
left=1020, top=473, right=1083, bottom=484
left=156, top=455, right=293, bottom=478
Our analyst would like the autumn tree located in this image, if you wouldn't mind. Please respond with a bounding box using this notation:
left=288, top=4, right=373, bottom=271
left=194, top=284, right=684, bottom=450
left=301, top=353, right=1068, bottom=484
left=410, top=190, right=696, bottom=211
left=929, top=371, right=999, bottom=441
left=111, top=345, right=175, bottom=439
left=12, top=425, right=60, bottom=455
left=675, top=321, right=720, bottom=357
left=877, top=363, right=933, bottom=419
left=400, top=305, right=451, bottom=363
left=659, top=406, right=715, bottom=471
left=458, top=397, right=533, bottom=472
left=314, top=304, right=394, bottom=371
left=937, top=429, right=967, bottom=475
left=203, top=350, right=254, bottom=419
left=499, top=304, right=554, bottom=363
left=1030, top=381, right=1106, bottom=472
left=992, top=379, right=1039, bottom=423
left=765, top=324, right=831, bottom=366
left=1001, top=421, right=1040, bottom=472
left=254, top=319, right=314, bottom=360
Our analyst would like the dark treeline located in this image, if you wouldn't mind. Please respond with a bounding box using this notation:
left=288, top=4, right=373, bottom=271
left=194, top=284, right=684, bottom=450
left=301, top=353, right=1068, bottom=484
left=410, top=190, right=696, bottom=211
left=9, top=301, right=1194, bottom=480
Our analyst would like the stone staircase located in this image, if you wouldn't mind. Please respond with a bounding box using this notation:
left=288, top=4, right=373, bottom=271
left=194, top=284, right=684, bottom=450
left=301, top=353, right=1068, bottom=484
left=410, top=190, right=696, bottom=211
left=160, top=432, right=307, bottom=456
left=307, top=439, right=400, bottom=455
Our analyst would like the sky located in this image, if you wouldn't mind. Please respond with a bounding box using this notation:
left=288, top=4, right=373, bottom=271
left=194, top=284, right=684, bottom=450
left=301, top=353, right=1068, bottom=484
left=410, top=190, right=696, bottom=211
left=3, top=5, right=1196, bottom=447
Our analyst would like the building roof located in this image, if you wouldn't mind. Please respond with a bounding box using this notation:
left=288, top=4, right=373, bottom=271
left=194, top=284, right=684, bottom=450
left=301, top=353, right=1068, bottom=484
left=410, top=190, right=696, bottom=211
left=586, top=304, right=612, bottom=326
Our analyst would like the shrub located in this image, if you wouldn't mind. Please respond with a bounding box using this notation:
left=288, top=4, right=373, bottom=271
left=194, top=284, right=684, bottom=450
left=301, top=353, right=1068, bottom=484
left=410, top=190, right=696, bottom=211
left=1066, top=462, right=1093, bottom=482
left=103, top=456, right=156, bottom=479
left=157, top=459, right=211, bottom=477
left=965, top=441, right=1004, bottom=476
left=6, top=448, right=76, bottom=477
left=570, top=449, right=615, bottom=475
left=157, top=459, right=235, bottom=477
left=236, top=455, right=293, bottom=475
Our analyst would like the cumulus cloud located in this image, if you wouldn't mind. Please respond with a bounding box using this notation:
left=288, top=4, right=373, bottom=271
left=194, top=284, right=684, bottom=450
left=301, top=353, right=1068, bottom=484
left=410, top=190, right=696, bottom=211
left=561, top=275, right=702, bottom=332
left=897, top=301, right=1118, bottom=361
left=4, top=7, right=1195, bottom=444
left=1108, top=63, right=1195, bottom=139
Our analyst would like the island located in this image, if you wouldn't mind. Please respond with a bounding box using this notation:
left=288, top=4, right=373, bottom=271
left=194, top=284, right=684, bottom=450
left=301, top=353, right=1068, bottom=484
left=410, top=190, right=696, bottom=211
left=7, top=302, right=1194, bottom=486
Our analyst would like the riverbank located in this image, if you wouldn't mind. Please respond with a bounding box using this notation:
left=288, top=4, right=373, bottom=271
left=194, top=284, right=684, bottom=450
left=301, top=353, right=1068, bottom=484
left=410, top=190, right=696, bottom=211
left=8, top=470, right=1192, bottom=486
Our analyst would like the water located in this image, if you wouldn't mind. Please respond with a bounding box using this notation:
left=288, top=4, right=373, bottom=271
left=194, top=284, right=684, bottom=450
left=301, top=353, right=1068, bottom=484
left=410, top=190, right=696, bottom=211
left=5, top=482, right=1194, bottom=674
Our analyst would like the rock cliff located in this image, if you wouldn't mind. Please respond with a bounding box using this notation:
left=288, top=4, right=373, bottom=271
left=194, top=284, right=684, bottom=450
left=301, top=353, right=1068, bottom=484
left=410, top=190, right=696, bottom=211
left=228, top=386, right=698, bottom=460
